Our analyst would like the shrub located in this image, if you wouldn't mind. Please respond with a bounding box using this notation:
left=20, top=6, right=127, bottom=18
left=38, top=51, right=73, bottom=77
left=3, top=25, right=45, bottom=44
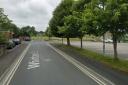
left=0, top=33, right=7, bottom=44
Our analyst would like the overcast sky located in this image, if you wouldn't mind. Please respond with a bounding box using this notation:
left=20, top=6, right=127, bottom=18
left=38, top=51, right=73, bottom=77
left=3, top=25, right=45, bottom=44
left=0, top=0, right=61, bottom=31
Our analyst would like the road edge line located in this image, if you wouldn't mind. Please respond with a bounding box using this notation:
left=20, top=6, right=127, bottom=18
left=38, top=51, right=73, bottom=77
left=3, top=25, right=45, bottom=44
left=0, top=43, right=31, bottom=85
left=47, top=43, right=115, bottom=85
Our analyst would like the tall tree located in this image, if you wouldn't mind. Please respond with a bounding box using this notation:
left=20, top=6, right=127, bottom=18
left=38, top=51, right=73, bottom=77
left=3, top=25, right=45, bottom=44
left=49, top=0, right=74, bottom=45
left=88, top=0, right=108, bottom=54
left=105, top=0, right=128, bottom=60
left=0, top=8, right=12, bottom=44
left=9, top=23, right=20, bottom=38
left=72, top=0, right=91, bottom=48
left=45, top=27, right=52, bottom=40
left=0, top=8, right=11, bottom=30
left=86, top=0, right=128, bottom=60
left=62, top=14, right=82, bottom=46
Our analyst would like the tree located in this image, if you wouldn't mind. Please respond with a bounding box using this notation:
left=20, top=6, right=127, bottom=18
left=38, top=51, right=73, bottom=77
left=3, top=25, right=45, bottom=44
left=62, top=14, right=82, bottom=46
left=105, top=0, right=128, bottom=60
left=86, top=0, right=128, bottom=60
left=20, top=26, right=37, bottom=37
left=9, top=23, right=20, bottom=38
left=0, top=8, right=11, bottom=30
left=98, top=0, right=108, bottom=55
left=45, top=27, right=52, bottom=40
left=0, top=8, right=12, bottom=44
left=73, top=0, right=90, bottom=12
left=48, top=0, right=128, bottom=60
left=88, top=0, right=108, bottom=54
left=49, top=0, right=74, bottom=45
left=72, top=0, right=91, bottom=48
left=64, top=12, right=85, bottom=47
left=0, top=33, right=7, bottom=44
left=0, top=8, right=5, bottom=30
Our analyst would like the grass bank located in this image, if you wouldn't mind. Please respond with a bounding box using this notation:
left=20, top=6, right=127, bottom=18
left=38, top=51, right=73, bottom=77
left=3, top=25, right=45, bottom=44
left=54, top=44, right=128, bottom=74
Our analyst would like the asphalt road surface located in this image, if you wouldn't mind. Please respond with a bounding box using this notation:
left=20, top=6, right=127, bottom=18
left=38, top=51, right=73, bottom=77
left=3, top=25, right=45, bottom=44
left=8, top=41, right=103, bottom=85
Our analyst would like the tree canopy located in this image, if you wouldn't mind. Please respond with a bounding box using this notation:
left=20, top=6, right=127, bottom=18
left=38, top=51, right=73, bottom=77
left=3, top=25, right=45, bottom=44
left=48, top=0, right=128, bottom=60
left=49, top=0, right=74, bottom=37
left=20, top=26, right=37, bottom=37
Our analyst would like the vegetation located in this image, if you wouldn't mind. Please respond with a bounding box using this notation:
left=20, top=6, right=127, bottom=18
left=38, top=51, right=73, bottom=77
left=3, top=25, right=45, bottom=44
left=57, top=44, right=128, bottom=73
left=20, top=26, right=37, bottom=37
left=45, top=27, right=52, bottom=40
left=49, top=0, right=74, bottom=46
left=47, top=0, right=128, bottom=60
left=0, top=33, right=7, bottom=44
left=0, top=8, right=11, bottom=44
left=0, top=8, right=37, bottom=44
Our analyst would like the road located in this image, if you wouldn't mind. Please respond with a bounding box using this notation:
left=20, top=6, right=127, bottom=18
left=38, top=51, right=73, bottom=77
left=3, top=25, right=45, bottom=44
left=0, top=42, right=28, bottom=77
left=69, top=41, right=128, bottom=60
left=7, top=41, right=108, bottom=85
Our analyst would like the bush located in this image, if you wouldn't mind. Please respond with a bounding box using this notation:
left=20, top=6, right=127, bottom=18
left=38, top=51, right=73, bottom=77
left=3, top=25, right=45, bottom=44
left=0, top=33, right=7, bottom=44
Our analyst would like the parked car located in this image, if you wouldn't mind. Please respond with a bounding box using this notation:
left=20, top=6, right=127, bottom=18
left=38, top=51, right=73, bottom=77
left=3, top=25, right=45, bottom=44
left=105, top=39, right=113, bottom=43
left=13, top=38, right=21, bottom=45
left=6, top=39, right=15, bottom=49
left=24, top=37, right=31, bottom=41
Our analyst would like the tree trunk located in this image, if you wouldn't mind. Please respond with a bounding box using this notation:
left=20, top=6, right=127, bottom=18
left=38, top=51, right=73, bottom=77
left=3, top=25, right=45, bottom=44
left=48, top=35, right=51, bottom=40
left=103, top=34, right=105, bottom=55
left=62, top=37, right=63, bottom=44
left=80, top=37, right=83, bottom=48
left=67, top=37, right=70, bottom=46
left=113, top=35, right=118, bottom=60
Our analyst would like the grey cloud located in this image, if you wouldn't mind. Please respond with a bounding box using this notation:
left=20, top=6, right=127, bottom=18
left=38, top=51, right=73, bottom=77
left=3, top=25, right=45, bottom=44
left=0, top=0, right=61, bottom=31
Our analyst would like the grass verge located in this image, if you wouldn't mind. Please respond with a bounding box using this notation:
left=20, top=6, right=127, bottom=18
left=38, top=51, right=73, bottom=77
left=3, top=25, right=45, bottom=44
left=55, top=44, right=128, bottom=74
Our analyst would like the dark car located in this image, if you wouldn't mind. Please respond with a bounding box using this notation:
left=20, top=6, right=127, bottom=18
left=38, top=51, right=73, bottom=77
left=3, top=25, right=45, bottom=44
left=6, top=39, right=15, bottom=49
left=13, top=38, right=21, bottom=45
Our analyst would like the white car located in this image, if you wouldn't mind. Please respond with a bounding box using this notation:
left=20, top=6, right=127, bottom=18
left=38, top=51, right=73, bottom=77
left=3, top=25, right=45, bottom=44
left=105, top=39, right=113, bottom=43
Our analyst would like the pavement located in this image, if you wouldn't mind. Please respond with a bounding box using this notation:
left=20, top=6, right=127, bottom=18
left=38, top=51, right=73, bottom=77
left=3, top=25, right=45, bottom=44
left=68, top=41, right=128, bottom=60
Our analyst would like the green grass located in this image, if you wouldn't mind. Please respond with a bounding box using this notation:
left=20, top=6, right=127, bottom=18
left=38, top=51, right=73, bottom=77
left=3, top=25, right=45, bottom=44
left=32, top=36, right=50, bottom=41
left=59, top=44, right=128, bottom=73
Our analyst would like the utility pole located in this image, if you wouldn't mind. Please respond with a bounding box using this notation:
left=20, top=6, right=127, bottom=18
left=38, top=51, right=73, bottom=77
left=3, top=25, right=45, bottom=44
left=103, top=34, right=105, bottom=55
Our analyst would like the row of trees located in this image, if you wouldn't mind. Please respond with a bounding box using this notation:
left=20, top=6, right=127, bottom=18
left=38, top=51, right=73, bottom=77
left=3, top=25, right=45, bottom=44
left=47, top=0, right=128, bottom=60
left=20, top=26, right=37, bottom=37
left=0, top=8, right=13, bottom=43
left=0, top=8, right=37, bottom=42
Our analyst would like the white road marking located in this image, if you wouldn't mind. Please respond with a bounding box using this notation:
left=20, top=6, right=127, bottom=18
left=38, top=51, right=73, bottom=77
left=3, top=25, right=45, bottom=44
left=27, top=51, right=40, bottom=70
left=0, top=43, right=31, bottom=85
left=47, top=43, right=115, bottom=85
